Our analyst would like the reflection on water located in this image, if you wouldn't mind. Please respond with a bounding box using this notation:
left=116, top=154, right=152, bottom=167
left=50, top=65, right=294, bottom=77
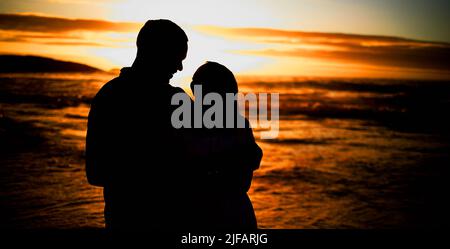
left=0, top=73, right=448, bottom=229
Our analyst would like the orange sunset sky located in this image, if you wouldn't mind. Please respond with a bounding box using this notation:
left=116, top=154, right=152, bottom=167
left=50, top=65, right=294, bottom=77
left=0, top=0, right=449, bottom=82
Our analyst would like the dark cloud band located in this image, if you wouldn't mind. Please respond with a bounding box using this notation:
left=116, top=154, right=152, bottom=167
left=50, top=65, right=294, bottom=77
left=199, top=26, right=450, bottom=72
left=0, top=13, right=140, bottom=33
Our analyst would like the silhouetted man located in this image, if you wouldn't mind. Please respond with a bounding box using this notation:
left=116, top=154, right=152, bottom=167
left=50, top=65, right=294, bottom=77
left=85, top=20, right=190, bottom=231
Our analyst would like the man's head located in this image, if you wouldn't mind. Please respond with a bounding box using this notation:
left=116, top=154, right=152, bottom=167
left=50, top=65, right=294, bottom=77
left=134, top=19, right=188, bottom=83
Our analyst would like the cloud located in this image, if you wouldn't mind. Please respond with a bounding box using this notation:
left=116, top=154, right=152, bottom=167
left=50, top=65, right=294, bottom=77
left=244, top=45, right=450, bottom=71
left=198, top=26, right=450, bottom=72
left=0, top=31, right=108, bottom=46
left=0, top=13, right=140, bottom=33
left=41, top=41, right=106, bottom=46
left=0, top=13, right=139, bottom=48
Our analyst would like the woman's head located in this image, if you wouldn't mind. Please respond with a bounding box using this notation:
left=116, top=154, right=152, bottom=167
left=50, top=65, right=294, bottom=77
left=191, top=61, right=238, bottom=96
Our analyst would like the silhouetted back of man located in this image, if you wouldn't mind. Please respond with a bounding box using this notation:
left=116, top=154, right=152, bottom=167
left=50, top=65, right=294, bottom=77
left=85, top=19, right=190, bottom=231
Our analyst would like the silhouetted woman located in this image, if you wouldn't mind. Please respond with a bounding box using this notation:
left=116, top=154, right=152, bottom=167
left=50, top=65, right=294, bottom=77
left=188, top=61, right=262, bottom=229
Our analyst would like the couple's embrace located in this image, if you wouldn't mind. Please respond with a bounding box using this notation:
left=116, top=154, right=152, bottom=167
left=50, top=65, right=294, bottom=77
left=85, top=19, right=262, bottom=231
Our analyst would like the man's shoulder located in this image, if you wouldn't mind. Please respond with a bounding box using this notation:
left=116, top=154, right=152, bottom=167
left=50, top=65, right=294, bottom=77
left=167, top=85, right=185, bottom=93
left=168, top=86, right=190, bottom=99
left=92, top=76, right=123, bottom=103
left=160, top=85, right=189, bottom=101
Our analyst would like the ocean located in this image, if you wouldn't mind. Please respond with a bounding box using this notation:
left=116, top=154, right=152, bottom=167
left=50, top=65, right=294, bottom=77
left=1, top=72, right=449, bottom=229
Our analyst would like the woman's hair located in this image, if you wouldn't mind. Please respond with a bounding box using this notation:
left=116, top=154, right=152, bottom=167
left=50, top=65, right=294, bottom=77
left=191, top=61, right=238, bottom=94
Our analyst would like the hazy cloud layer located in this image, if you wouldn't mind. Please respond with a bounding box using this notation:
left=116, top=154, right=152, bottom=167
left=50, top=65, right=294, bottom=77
left=198, top=26, right=450, bottom=72
left=0, top=13, right=138, bottom=47
left=0, top=13, right=140, bottom=33
left=1, top=13, right=449, bottom=74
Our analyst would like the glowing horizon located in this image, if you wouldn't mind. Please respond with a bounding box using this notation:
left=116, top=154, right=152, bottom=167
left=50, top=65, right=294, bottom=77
left=0, top=0, right=449, bottom=81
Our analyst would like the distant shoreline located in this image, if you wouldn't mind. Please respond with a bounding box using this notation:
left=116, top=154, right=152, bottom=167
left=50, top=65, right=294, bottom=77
left=0, top=55, right=104, bottom=73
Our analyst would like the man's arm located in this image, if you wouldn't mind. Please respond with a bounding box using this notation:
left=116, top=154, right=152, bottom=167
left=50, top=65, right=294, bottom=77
left=85, top=83, right=114, bottom=187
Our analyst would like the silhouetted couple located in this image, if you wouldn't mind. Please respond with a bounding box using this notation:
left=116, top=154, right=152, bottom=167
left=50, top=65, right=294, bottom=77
left=85, top=19, right=262, bottom=231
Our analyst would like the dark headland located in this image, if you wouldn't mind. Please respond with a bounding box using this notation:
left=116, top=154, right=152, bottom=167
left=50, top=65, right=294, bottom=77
left=0, top=55, right=103, bottom=73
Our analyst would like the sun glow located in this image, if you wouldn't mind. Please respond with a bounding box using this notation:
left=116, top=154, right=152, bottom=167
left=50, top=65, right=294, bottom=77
left=0, top=0, right=449, bottom=80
